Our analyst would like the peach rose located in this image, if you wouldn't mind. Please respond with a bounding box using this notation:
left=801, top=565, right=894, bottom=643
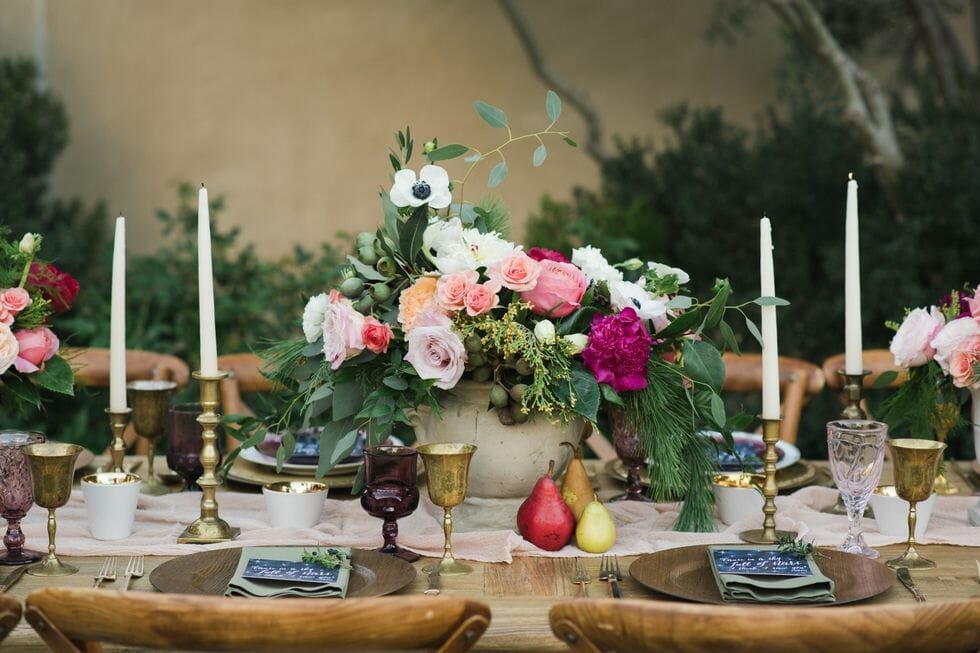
left=948, top=336, right=980, bottom=388
left=398, top=277, right=440, bottom=331
left=464, top=281, right=501, bottom=317
left=488, top=251, right=541, bottom=292
left=0, top=324, right=18, bottom=375
left=520, top=260, right=588, bottom=318
left=436, top=270, right=478, bottom=312
left=13, top=326, right=59, bottom=374
left=0, top=288, right=31, bottom=315
left=362, top=317, right=394, bottom=354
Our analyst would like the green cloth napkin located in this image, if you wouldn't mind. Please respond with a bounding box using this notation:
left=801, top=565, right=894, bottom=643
left=225, top=546, right=351, bottom=599
left=707, top=545, right=836, bottom=604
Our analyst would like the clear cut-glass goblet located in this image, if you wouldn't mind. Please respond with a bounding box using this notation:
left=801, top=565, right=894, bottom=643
left=0, top=430, right=45, bottom=565
left=827, top=420, right=888, bottom=558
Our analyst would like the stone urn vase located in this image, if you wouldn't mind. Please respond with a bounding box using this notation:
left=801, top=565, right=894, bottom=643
left=409, top=381, right=584, bottom=498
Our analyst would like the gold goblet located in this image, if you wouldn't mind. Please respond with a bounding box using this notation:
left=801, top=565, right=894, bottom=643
left=930, top=402, right=960, bottom=496
left=23, top=442, right=83, bottom=576
left=417, top=443, right=476, bottom=576
left=885, top=438, right=946, bottom=570
left=128, top=379, right=177, bottom=495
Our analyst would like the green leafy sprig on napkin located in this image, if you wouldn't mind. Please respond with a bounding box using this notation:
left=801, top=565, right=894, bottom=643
left=776, top=535, right=826, bottom=559
left=302, top=547, right=351, bottom=570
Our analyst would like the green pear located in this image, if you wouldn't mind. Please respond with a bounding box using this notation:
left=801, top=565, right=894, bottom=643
left=575, top=496, right=616, bottom=553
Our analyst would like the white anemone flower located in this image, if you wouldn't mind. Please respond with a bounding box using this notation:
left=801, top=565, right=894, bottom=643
left=609, top=279, right=669, bottom=328
left=390, top=164, right=452, bottom=209
left=648, top=261, right=690, bottom=285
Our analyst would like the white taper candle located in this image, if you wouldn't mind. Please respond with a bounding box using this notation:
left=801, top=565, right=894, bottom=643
left=198, top=185, right=219, bottom=376
left=844, top=174, right=863, bottom=374
left=760, top=217, right=780, bottom=420
left=109, top=215, right=127, bottom=411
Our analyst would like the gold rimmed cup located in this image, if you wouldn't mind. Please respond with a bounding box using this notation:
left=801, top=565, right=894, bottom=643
left=23, top=442, right=83, bottom=576
left=417, top=443, right=476, bottom=576
left=80, top=472, right=142, bottom=540
left=262, top=481, right=329, bottom=528
left=885, top=438, right=946, bottom=570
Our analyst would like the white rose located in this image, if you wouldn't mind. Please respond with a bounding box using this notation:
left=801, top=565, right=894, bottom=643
left=608, top=280, right=668, bottom=324
left=563, top=333, right=588, bottom=355
left=533, top=320, right=556, bottom=342
left=571, top=246, right=622, bottom=284
left=890, top=307, right=945, bottom=367
left=0, top=324, right=19, bottom=375
left=930, top=316, right=980, bottom=373
left=301, top=293, right=330, bottom=343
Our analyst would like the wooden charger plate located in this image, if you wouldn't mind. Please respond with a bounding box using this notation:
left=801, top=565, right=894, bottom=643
left=150, top=547, right=416, bottom=598
left=606, top=459, right=818, bottom=492
left=630, top=544, right=893, bottom=606
left=225, top=454, right=359, bottom=489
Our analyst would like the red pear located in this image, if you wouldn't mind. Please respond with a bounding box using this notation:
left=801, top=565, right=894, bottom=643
left=516, top=460, right=575, bottom=551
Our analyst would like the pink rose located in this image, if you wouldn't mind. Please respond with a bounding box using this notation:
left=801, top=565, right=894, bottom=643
left=436, top=270, right=478, bottom=311
left=948, top=336, right=980, bottom=388
left=321, top=293, right=365, bottom=370
left=0, top=288, right=31, bottom=315
left=404, top=324, right=466, bottom=389
left=931, top=316, right=980, bottom=374
left=520, top=260, right=588, bottom=318
left=488, top=251, right=541, bottom=292
left=970, top=290, right=980, bottom=324
left=0, top=324, right=18, bottom=375
left=464, top=281, right=501, bottom=317
left=361, top=317, right=394, bottom=354
left=0, top=305, right=12, bottom=326
left=13, top=326, right=59, bottom=374
left=890, top=307, right=945, bottom=367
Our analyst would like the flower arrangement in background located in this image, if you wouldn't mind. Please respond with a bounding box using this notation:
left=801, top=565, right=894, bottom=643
left=882, top=285, right=979, bottom=436
left=237, top=92, right=763, bottom=531
left=0, top=230, right=77, bottom=417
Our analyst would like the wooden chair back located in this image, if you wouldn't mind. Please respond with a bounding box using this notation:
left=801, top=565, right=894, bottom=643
left=822, top=349, right=906, bottom=419
left=25, top=588, right=491, bottom=653
left=67, top=347, right=191, bottom=388
left=0, top=594, right=21, bottom=645
left=549, top=598, right=980, bottom=653
left=721, top=352, right=825, bottom=444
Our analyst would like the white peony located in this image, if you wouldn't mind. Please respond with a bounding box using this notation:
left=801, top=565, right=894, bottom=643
left=389, top=164, right=452, bottom=209
left=423, top=217, right=517, bottom=274
left=571, top=246, right=622, bottom=284
left=302, top=293, right=331, bottom=343
left=0, top=324, right=18, bottom=375
left=890, top=306, right=944, bottom=367
left=930, top=316, right=980, bottom=373
left=608, top=280, right=669, bottom=327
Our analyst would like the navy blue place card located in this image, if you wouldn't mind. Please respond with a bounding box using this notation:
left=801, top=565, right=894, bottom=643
left=242, top=558, right=341, bottom=584
left=710, top=548, right=813, bottom=577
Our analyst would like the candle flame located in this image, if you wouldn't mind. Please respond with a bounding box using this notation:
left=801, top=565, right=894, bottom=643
left=848, top=172, right=853, bottom=180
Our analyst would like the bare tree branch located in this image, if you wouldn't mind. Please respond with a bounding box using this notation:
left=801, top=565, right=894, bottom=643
left=930, top=0, right=972, bottom=77
left=907, top=0, right=961, bottom=103
left=497, top=0, right=610, bottom=164
left=973, top=0, right=980, bottom=66
left=765, top=0, right=905, bottom=211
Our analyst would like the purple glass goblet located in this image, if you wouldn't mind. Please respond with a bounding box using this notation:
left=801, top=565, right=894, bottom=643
left=0, top=430, right=45, bottom=565
left=167, top=403, right=222, bottom=492
left=360, top=446, right=420, bottom=562
left=608, top=407, right=652, bottom=502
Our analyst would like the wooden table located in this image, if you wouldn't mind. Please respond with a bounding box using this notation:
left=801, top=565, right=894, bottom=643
left=3, top=461, right=979, bottom=652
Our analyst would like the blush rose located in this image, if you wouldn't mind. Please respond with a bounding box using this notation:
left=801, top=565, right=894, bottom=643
left=464, top=281, right=501, bottom=317
left=321, top=290, right=365, bottom=370
left=488, top=252, right=541, bottom=292
left=520, top=260, right=588, bottom=318
left=890, top=307, right=945, bottom=367
left=404, top=323, right=466, bottom=389
left=13, top=326, right=59, bottom=374
left=0, top=288, right=31, bottom=315
left=948, top=336, right=980, bottom=388
left=436, top=270, right=478, bottom=311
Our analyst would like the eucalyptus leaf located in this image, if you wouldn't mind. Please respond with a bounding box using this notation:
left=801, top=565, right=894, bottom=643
left=383, top=376, right=408, bottom=391
left=744, top=314, right=763, bottom=347
left=301, top=342, right=322, bottom=358
left=563, top=136, right=577, bottom=147
left=487, top=161, right=509, bottom=188
left=474, top=100, right=508, bottom=128
left=346, top=255, right=387, bottom=282
left=667, top=295, right=693, bottom=310
left=702, top=279, right=731, bottom=331
left=753, top=296, right=790, bottom=307
left=532, top=144, right=547, bottom=167
left=872, top=370, right=899, bottom=389
left=463, top=152, right=482, bottom=163
left=307, top=384, right=333, bottom=403
left=719, top=319, right=741, bottom=355
left=554, top=364, right=599, bottom=423
left=332, top=379, right=365, bottom=421
left=682, top=340, right=726, bottom=393
left=657, top=306, right=702, bottom=339
left=709, top=393, right=727, bottom=429
left=546, top=90, right=562, bottom=122
left=427, top=143, right=469, bottom=161
left=399, top=204, right=429, bottom=262
left=599, top=383, right=624, bottom=406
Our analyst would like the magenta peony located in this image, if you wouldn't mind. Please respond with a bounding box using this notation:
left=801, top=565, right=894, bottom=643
left=581, top=308, right=652, bottom=392
left=526, top=247, right=569, bottom=264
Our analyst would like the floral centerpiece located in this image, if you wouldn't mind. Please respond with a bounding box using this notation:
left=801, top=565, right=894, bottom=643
left=882, top=285, right=979, bottom=441
left=243, top=92, right=761, bottom=531
left=0, top=230, right=77, bottom=417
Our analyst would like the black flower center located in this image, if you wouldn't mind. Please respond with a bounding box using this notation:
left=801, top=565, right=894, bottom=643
left=411, top=181, right=432, bottom=200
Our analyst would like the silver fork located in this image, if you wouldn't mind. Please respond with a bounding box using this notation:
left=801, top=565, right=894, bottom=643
left=121, top=555, right=144, bottom=592
left=571, top=560, right=591, bottom=598
left=92, top=557, right=116, bottom=588
left=599, top=554, right=623, bottom=598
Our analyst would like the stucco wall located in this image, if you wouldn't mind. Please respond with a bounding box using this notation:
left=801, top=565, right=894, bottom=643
left=0, top=0, right=785, bottom=255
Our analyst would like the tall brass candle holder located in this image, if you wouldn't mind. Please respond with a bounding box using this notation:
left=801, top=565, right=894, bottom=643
left=823, top=369, right=870, bottom=516
left=128, top=380, right=177, bottom=495
left=106, top=408, right=132, bottom=473
left=23, top=442, right=82, bottom=576
left=177, top=371, right=239, bottom=544
left=886, top=439, right=945, bottom=570
left=739, top=418, right=792, bottom=544
left=417, top=443, right=476, bottom=576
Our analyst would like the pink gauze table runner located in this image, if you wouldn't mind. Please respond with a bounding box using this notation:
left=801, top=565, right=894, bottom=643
left=19, top=487, right=978, bottom=562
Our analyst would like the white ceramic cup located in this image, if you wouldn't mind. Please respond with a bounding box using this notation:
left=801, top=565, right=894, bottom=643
left=262, top=481, right=329, bottom=528
left=869, top=485, right=937, bottom=538
left=80, top=472, right=142, bottom=540
left=712, top=472, right=765, bottom=525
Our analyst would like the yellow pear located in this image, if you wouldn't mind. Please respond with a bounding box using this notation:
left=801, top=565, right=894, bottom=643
left=561, top=450, right=592, bottom=521
left=575, top=496, right=616, bottom=553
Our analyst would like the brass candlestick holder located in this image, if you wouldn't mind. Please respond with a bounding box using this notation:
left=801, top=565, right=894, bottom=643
left=128, top=380, right=177, bottom=495
left=177, top=371, right=239, bottom=544
left=739, top=418, right=792, bottom=544
left=106, top=408, right=132, bottom=473
left=23, top=442, right=83, bottom=576
left=823, top=369, right=870, bottom=516
left=417, top=443, right=476, bottom=576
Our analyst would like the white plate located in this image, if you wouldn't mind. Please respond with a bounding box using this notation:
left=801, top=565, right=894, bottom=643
left=238, top=446, right=361, bottom=477
left=704, top=431, right=800, bottom=471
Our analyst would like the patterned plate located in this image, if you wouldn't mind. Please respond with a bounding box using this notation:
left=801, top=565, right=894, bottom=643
left=605, top=459, right=818, bottom=492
